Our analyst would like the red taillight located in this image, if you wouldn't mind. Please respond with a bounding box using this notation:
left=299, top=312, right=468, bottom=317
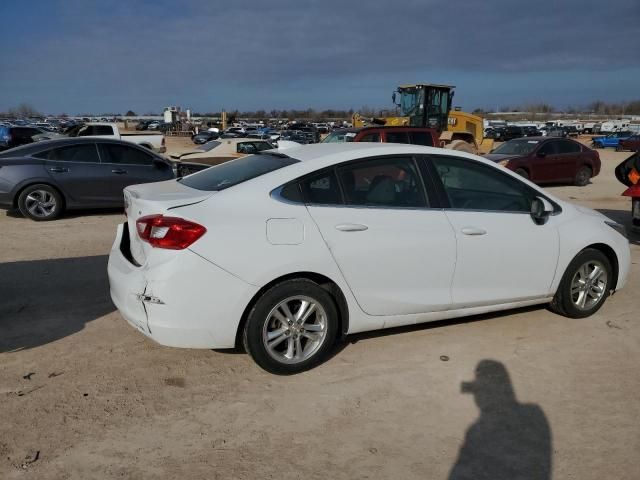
left=136, top=215, right=206, bottom=250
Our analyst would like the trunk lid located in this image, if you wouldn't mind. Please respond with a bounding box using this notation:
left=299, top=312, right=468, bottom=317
left=124, top=179, right=215, bottom=265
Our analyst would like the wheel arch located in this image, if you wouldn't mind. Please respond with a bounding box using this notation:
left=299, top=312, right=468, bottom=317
left=585, top=243, right=620, bottom=291
left=234, top=271, right=349, bottom=350
left=13, top=181, right=66, bottom=210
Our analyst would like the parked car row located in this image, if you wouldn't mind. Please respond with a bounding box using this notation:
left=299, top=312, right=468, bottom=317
left=1, top=122, right=166, bottom=154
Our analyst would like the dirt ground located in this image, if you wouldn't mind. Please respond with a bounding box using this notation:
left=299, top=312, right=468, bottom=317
left=1, top=139, right=639, bottom=479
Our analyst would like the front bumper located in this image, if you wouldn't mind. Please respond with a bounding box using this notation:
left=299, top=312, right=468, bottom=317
left=108, top=223, right=258, bottom=349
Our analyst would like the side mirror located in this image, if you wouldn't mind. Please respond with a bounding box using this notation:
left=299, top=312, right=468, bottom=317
left=392, top=92, right=397, bottom=105
left=531, top=196, right=553, bottom=225
left=536, top=150, right=546, bottom=157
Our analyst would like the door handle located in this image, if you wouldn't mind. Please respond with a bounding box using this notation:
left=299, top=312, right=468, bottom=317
left=461, top=227, right=487, bottom=236
left=111, top=169, right=127, bottom=174
left=48, top=167, right=68, bottom=173
left=335, top=223, right=368, bottom=232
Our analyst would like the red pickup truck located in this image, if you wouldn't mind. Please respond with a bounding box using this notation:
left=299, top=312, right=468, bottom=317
left=322, top=126, right=439, bottom=147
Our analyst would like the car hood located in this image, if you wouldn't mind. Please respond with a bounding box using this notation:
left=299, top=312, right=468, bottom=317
left=170, top=150, right=203, bottom=160
left=484, top=153, right=521, bottom=162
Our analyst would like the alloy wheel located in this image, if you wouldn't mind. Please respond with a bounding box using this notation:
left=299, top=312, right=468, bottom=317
left=262, top=296, right=328, bottom=364
left=25, top=190, right=57, bottom=218
left=570, top=260, right=608, bottom=310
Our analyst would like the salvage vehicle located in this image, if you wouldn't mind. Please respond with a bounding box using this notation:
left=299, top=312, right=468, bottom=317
left=485, top=137, right=600, bottom=186
left=322, top=126, right=438, bottom=146
left=69, top=122, right=166, bottom=153
left=0, top=138, right=208, bottom=220
left=615, top=152, right=640, bottom=231
left=107, top=143, right=630, bottom=374
left=191, top=130, right=219, bottom=145
left=591, top=132, right=632, bottom=149
left=171, top=138, right=274, bottom=165
left=617, top=134, right=640, bottom=152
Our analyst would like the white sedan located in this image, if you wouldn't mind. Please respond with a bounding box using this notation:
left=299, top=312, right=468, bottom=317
left=108, top=143, right=631, bottom=374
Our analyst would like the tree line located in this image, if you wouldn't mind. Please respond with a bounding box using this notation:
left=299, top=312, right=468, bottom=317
left=4, top=100, right=640, bottom=120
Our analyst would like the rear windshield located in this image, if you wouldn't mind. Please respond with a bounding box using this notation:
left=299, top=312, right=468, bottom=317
left=492, top=139, right=540, bottom=155
left=180, top=153, right=299, bottom=191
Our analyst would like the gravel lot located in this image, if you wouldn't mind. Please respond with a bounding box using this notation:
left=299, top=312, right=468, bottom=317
left=1, top=140, right=638, bottom=479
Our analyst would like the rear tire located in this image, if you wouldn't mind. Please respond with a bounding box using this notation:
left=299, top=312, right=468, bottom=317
left=17, top=184, right=64, bottom=221
left=243, top=279, right=338, bottom=374
left=550, top=248, right=611, bottom=318
left=574, top=166, right=592, bottom=186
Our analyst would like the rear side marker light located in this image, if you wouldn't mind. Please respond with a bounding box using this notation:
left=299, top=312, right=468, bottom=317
left=136, top=215, right=206, bottom=250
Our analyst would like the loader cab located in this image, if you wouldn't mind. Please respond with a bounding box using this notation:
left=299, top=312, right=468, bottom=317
left=393, top=84, right=454, bottom=133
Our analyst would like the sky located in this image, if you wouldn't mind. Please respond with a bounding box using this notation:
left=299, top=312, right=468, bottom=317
left=1, top=0, right=639, bottom=114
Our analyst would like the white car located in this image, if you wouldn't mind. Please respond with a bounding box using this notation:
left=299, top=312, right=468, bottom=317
left=108, top=143, right=631, bottom=374
left=169, top=138, right=274, bottom=165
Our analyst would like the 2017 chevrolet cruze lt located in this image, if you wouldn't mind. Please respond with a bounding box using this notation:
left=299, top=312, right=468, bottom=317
left=108, top=143, right=631, bottom=374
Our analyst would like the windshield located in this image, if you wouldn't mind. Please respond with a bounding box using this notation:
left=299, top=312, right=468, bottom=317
left=399, top=88, right=424, bottom=117
left=180, top=153, right=299, bottom=191
left=492, top=139, right=540, bottom=156
left=321, top=131, right=356, bottom=143
left=197, top=140, right=222, bottom=152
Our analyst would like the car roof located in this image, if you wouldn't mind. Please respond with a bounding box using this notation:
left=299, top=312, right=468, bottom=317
left=0, top=137, right=159, bottom=158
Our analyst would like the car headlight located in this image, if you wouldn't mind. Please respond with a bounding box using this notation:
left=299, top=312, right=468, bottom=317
left=605, top=220, right=627, bottom=239
left=498, top=160, right=509, bottom=166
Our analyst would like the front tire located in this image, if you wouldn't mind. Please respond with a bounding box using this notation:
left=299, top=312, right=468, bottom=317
left=550, top=248, right=611, bottom=318
left=574, top=166, right=592, bottom=186
left=17, top=184, right=64, bottom=221
left=243, top=279, right=338, bottom=374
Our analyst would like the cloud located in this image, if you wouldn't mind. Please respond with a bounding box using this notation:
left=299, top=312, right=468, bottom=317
left=0, top=0, right=638, bottom=112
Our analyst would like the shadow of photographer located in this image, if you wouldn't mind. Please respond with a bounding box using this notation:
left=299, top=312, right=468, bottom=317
left=449, top=360, right=552, bottom=480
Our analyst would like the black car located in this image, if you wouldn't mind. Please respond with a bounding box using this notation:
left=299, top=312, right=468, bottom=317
left=484, top=127, right=506, bottom=140
left=501, top=126, right=525, bottom=141
left=0, top=138, right=208, bottom=220
left=284, top=125, right=320, bottom=143
left=523, top=126, right=540, bottom=137
left=0, top=126, right=46, bottom=151
left=192, top=131, right=220, bottom=144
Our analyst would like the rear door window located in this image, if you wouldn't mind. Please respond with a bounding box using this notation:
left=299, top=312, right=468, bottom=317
left=98, top=143, right=154, bottom=165
left=358, top=133, right=380, bottom=143
left=180, top=153, right=298, bottom=191
left=337, top=156, right=427, bottom=208
left=409, top=131, right=434, bottom=146
left=385, top=131, right=410, bottom=144
left=300, top=170, right=342, bottom=205
left=77, top=125, right=114, bottom=136
left=34, top=144, right=101, bottom=163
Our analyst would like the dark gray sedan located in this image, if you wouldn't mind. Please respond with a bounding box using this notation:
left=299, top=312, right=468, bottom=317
left=0, top=138, right=207, bottom=220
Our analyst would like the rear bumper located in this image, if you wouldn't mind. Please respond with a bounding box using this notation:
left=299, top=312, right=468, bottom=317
left=107, top=223, right=258, bottom=349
